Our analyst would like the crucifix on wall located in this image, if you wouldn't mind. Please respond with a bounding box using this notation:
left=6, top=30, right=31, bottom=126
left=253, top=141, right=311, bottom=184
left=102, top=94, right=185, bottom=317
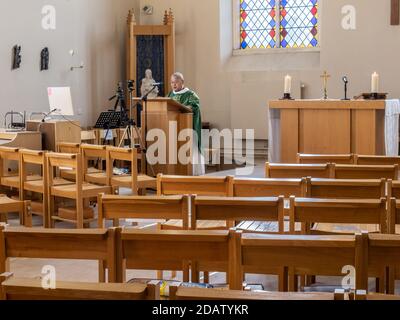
left=392, top=0, right=400, bottom=25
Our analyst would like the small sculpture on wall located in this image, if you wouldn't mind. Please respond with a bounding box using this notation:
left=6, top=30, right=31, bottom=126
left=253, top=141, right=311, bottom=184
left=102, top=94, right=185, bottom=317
left=12, top=45, right=22, bottom=70
left=41, top=47, right=49, bottom=71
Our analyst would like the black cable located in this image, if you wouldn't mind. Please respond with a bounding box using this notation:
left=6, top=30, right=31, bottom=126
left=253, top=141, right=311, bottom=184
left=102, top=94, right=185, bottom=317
left=53, top=111, right=83, bottom=129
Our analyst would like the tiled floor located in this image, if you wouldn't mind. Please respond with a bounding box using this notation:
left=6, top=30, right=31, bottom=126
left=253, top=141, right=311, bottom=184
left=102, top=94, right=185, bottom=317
left=5, top=161, right=400, bottom=294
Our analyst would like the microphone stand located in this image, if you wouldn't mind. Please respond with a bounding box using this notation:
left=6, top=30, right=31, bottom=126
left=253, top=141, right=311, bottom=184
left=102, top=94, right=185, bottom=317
left=140, top=85, right=159, bottom=176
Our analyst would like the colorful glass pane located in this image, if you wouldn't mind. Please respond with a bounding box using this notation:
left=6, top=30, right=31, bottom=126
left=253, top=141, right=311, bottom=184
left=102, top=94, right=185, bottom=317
left=240, top=0, right=277, bottom=49
left=280, top=0, right=318, bottom=48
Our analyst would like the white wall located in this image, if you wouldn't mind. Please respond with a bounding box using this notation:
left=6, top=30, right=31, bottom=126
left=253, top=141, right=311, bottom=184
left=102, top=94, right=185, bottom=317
left=0, top=0, right=138, bottom=127
left=135, top=0, right=400, bottom=139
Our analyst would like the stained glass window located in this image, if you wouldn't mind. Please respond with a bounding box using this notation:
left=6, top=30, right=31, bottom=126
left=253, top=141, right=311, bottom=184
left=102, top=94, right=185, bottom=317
left=240, top=0, right=318, bottom=49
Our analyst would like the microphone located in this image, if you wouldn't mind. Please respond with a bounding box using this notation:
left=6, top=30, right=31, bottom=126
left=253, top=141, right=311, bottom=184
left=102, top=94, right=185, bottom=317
left=152, top=82, right=163, bottom=86
left=342, top=76, right=348, bottom=84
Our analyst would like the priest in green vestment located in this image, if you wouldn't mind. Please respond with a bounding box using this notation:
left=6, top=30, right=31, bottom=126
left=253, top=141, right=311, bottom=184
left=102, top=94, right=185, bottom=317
left=168, top=72, right=205, bottom=175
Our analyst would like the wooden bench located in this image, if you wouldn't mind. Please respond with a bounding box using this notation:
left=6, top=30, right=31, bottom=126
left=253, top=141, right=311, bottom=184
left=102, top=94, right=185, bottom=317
left=289, top=197, right=387, bottom=235
left=306, top=178, right=386, bottom=199
left=297, top=154, right=355, bottom=165
left=98, top=194, right=189, bottom=228
left=157, top=174, right=233, bottom=197
left=355, top=155, right=400, bottom=166
left=116, top=229, right=233, bottom=284
left=0, top=225, right=116, bottom=282
left=231, top=178, right=307, bottom=198
left=332, top=164, right=399, bottom=180
left=193, top=196, right=285, bottom=233
left=229, top=231, right=364, bottom=292
left=170, top=285, right=346, bottom=300
left=0, top=272, right=159, bottom=300
left=265, top=163, right=333, bottom=179
left=364, top=233, right=400, bottom=294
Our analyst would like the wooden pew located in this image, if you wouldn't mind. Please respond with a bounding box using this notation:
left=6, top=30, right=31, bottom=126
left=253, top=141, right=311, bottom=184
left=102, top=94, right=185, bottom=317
left=170, top=285, right=346, bottom=300
left=307, top=178, right=386, bottom=199
left=387, top=180, right=400, bottom=200
left=116, top=229, right=232, bottom=284
left=297, top=154, right=355, bottom=165
left=97, top=194, right=189, bottom=228
left=192, top=196, right=285, bottom=233
left=0, top=225, right=116, bottom=282
left=365, top=233, right=400, bottom=294
left=355, top=155, right=400, bottom=167
left=231, top=178, right=307, bottom=198
left=332, top=164, right=399, bottom=180
left=0, top=272, right=159, bottom=300
left=265, top=163, right=333, bottom=179
left=289, top=197, right=387, bottom=235
left=229, top=231, right=365, bottom=292
left=157, top=174, right=233, bottom=197
left=353, top=290, right=400, bottom=300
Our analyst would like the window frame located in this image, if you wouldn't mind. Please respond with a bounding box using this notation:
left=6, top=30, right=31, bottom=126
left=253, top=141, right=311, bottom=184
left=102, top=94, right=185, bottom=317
left=232, top=0, right=322, bottom=54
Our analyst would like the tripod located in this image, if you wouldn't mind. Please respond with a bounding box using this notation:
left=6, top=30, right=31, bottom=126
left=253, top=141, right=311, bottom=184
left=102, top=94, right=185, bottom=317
left=118, top=80, right=155, bottom=176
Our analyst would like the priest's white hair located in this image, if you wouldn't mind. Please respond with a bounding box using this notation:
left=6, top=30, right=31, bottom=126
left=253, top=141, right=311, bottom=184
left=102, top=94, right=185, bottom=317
left=172, top=72, right=185, bottom=82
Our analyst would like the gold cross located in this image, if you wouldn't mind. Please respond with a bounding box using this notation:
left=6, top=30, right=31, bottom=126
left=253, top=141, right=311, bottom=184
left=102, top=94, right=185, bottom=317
left=320, top=71, right=331, bottom=100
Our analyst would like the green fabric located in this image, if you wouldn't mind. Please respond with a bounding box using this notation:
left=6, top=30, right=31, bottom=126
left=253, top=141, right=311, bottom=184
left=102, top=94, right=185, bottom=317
left=168, top=89, right=202, bottom=151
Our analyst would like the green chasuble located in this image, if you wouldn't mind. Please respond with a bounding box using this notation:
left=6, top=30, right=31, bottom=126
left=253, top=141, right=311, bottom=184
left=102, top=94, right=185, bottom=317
left=168, top=88, right=202, bottom=151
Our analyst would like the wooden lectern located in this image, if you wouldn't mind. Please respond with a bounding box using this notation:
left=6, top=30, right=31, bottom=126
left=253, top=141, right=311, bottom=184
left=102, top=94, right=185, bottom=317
left=269, top=100, right=387, bottom=163
left=133, top=98, right=193, bottom=176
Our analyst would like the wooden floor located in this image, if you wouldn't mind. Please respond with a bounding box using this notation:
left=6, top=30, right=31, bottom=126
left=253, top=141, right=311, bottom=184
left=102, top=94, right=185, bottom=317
left=6, top=160, right=400, bottom=293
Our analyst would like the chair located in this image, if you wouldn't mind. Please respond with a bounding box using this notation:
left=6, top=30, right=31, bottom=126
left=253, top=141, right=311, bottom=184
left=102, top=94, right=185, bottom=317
left=107, top=146, right=156, bottom=195
left=355, top=155, right=400, bottom=166
left=289, top=197, right=388, bottom=235
left=192, top=196, right=285, bottom=233
left=157, top=174, right=233, bottom=197
left=0, top=195, right=30, bottom=226
left=0, top=225, right=117, bottom=282
left=231, top=178, right=307, bottom=198
left=389, top=197, right=400, bottom=234
left=170, top=286, right=346, bottom=300
left=332, top=164, right=399, bottom=180
left=20, top=149, right=72, bottom=228
left=115, top=229, right=233, bottom=284
left=306, top=178, right=386, bottom=199
left=0, top=273, right=159, bottom=300
left=265, top=163, right=333, bottom=179
left=57, top=143, right=81, bottom=182
left=97, top=194, right=189, bottom=228
left=46, top=153, right=111, bottom=228
left=353, top=290, right=400, bottom=300
left=297, top=154, right=355, bottom=164
left=0, top=147, right=22, bottom=193
left=81, top=144, right=108, bottom=186
left=229, top=231, right=364, bottom=292
left=81, top=130, right=97, bottom=145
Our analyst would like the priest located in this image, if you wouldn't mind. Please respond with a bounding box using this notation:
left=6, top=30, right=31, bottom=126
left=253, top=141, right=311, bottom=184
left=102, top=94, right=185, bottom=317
left=168, top=72, right=205, bottom=176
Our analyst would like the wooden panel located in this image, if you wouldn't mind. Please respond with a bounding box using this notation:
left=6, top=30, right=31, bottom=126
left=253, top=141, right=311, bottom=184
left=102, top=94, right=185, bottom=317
left=392, top=0, right=400, bottom=25
left=352, top=110, right=376, bottom=155
left=280, top=109, right=298, bottom=163
left=270, top=100, right=385, bottom=110
left=300, top=109, right=350, bottom=155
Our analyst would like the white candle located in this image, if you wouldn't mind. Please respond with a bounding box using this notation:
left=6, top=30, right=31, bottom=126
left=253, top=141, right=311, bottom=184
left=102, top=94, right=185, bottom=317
left=371, top=72, right=379, bottom=93
left=284, top=75, right=292, bottom=94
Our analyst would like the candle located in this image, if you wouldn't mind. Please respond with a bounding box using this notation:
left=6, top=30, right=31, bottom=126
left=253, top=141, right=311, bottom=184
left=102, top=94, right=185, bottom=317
left=371, top=72, right=379, bottom=93
left=284, top=75, right=292, bottom=94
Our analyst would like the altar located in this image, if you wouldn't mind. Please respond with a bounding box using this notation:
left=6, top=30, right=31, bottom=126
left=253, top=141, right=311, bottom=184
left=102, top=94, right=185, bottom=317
left=268, top=99, right=400, bottom=163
